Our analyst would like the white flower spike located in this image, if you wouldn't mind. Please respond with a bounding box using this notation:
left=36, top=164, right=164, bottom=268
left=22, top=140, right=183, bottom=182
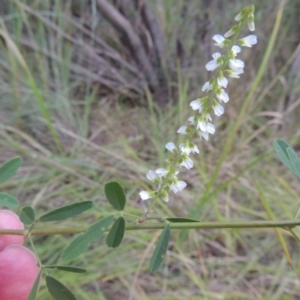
left=139, top=6, right=257, bottom=206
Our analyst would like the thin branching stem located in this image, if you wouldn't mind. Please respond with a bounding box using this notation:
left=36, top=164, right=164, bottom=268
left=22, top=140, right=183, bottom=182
left=1, top=219, right=300, bottom=236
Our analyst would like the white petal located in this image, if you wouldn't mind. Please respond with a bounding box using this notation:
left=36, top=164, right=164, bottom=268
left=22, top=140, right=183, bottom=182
left=240, top=35, right=257, bottom=47
left=146, top=170, right=158, bottom=181
left=232, top=45, right=241, bottom=55
left=224, top=28, right=235, bottom=38
left=213, top=103, right=224, bottom=116
left=216, top=89, right=229, bottom=103
left=248, top=15, right=255, bottom=31
left=229, top=59, right=244, bottom=70
left=190, top=99, right=202, bottom=111
left=206, top=123, right=215, bottom=134
left=171, top=180, right=187, bottom=193
left=180, top=156, right=194, bottom=169
left=235, top=12, right=243, bottom=21
left=217, top=76, right=228, bottom=88
left=177, top=126, right=187, bottom=134
left=188, top=116, right=196, bottom=124
left=212, top=52, right=221, bottom=60
left=205, top=60, right=219, bottom=71
left=139, top=191, right=151, bottom=200
left=212, top=34, right=225, bottom=47
left=199, top=131, right=209, bottom=141
left=197, top=120, right=207, bottom=132
left=202, top=81, right=212, bottom=92
left=177, top=181, right=187, bottom=191
left=162, top=194, right=169, bottom=202
left=191, top=144, right=200, bottom=154
left=155, top=168, right=168, bottom=177
left=228, top=68, right=244, bottom=78
left=203, top=113, right=212, bottom=121
left=166, top=142, right=177, bottom=152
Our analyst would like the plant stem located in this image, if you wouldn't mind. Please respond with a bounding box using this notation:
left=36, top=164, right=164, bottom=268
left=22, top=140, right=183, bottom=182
left=1, top=219, right=300, bottom=236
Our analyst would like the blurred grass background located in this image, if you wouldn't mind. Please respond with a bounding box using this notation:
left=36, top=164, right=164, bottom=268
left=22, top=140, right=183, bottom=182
left=1, top=0, right=300, bottom=299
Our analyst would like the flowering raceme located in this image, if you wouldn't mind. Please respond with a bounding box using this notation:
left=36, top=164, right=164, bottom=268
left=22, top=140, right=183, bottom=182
left=139, top=6, right=257, bottom=206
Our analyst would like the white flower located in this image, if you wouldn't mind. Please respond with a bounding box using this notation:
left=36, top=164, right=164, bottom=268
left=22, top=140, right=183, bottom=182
left=196, top=120, right=215, bottom=134
left=139, top=190, right=152, bottom=200
left=205, top=53, right=222, bottom=71
left=166, top=142, right=177, bottom=152
left=188, top=116, right=196, bottom=125
left=213, top=102, right=224, bottom=116
left=170, top=180, right=187, bottom=193
left=212, top=34, right=226, bottom=48
left=224, top=28, right=235, bottom=38
left=216, top=88, right=229, bottom=103
left=231, top=45, right=241, bottom=56
left=180, top=155, right=194, bottom=169
left=155, top=168, right=168, bottom=177
left=227, top=68, right=244, bottom=78
left=190, top=99, right=203, bottom=112
left=146, top=170, right=159, bottom=182
left=235, top=12, right=243, bottom=21
left=248, top=14, right=255, bottom=31
left=196, top=120, right=208, bottom=132
left=217, top=76, right=228, bottom=88
left=206, top=123, right=216, bottom=134
left=202, top=81, right=213, bottom=92
left=180, top=143, right=199, bottom=155
left=239, top=35, right=257, bottom=47
left=198, top=131, right=209, bottom=141
left=177, top=126, right=188, bottom=134
left=229, top=58, right=244, bottom=71
left=203, top=113, right=212, bottom=121
left=162, top=194, right=169, bottom=203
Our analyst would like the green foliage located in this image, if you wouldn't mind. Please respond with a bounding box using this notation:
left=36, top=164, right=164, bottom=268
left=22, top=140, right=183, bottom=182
left=0, top=157, right=22, bottom=185
left=166, top=217, right=199, bottom=223
left=150, top=224, right=170, bottom=272
left=28, top=271, right=42, bottom=300
left=20, top=206, right=35, bottom=225
left=274, top=140, right=300, bottom=178
left=62, top=215, right=114, bottom=261
left=39, top=201, right=93, bottom=222
left=44, top=265, right=86, bottom=273
left=0, top=192, right=19, bottom=208
left=46, top=276, right=77, bottom=300
left=105, top=182, right=126, bottom=211
left=106, top=216, right=126, bottom=248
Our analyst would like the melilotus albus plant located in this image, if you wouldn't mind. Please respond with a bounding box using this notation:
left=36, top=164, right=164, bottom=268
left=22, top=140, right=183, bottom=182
left=1, top=5, right=300, bottom=300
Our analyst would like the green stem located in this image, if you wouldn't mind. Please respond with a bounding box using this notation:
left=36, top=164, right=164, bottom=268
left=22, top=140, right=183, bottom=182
left=1, top=219, right=300, bottom=236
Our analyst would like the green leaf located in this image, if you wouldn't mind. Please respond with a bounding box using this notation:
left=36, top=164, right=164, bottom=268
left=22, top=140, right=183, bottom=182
left=166, top=217, right=199, bottom=223
left=287, top=148, right=300, bottom=178
left=19, top=206, right=35, bottom=225
left=27, top=270, right=42, bottom=300
left=105, top=182, right=126, bottom=211
left=0, top=157, right=22, bottom=185
left=150, top=224, right=170, bottom=272
left=62, top=215, right=114, bottom=261
left=273, top=140, right=299, bottom=177
left=39, top=201, right=93, bottom=222
left=106, top=216, right=125, bottom=248
left=44, top=265, right=86, bottom=273
left=46, top=276, right=77, bottom=300
left=0, top=192, right=19, bottom=208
